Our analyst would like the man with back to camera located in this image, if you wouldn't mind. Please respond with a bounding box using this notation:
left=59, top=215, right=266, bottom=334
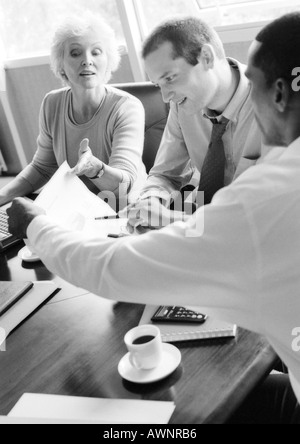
left=6, top=13, right=300, bottom=422
left=124, top=16, right=267, bottom=231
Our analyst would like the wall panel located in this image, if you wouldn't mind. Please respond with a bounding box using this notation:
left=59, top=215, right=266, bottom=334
left=0, top=94, right=22, bottom=175
left=224, top=41, right=251, bottom=64
left=3, top=53, right=134, bottom=173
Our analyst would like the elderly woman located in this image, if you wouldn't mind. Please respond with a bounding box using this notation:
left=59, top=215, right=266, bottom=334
left=0, top=13, right=147, bottom=208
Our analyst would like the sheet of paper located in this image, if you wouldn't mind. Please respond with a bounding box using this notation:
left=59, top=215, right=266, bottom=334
left=8, top=393, right=176, bottom=424
left=35, top=161, right=116, bottom=228
left=0, top=417, right=111, bottom=424
left=25, top=162, right=128, bottom=251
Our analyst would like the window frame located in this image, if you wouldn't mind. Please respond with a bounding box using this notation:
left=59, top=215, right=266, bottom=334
left=1, top=0, right=300, bottom=73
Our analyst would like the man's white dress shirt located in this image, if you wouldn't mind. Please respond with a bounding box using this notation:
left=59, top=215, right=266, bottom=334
left=141, top=59, right=264, bottom=203
left=27, top=138, right=300, bottom=403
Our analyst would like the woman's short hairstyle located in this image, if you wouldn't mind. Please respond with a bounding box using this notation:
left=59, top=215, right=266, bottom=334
left=142, top=16, right=225, bottom=65
left=254, top=12, right=300, bottom=89
left=50, top=12, right=121, bottom=84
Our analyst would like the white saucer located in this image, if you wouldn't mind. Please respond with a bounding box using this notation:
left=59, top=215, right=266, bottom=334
left=18, top=246, right=41, bottom=263
left=118, top=343, right=182, bottom=384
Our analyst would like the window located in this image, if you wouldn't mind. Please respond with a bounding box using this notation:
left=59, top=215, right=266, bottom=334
left=134, top=0, right=200, bottom=35
left=1, top=0, right=300, bottom=63
left=196, top=0, right=300, bottom=27
left=135, top=0, right=300, bottom=33
left=0, top=0, right=125, bottom=59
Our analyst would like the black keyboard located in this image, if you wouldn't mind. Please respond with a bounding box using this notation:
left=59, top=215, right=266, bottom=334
left=0, top=209, right=10, bottom=238
left=0, top=208, right=21, bottom=252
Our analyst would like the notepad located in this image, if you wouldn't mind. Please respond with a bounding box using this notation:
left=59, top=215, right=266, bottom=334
left=140, top=305, right=237, bottom=343
left=7, top=393, right=176, bottom=424
left=0, top=281, right=34, bottom=317
left=0, top=281, right=58, bottom=340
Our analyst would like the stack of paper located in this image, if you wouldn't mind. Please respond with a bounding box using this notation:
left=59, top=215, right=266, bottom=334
left=0, top=281, right=58, bottom=342
left=140, top=305, right=236, bottom=342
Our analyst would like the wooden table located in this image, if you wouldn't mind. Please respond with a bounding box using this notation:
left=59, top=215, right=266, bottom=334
left=0, top=244, right=278, bottom=424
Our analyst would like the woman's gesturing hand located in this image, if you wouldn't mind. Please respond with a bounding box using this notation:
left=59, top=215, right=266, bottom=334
left=71, top=138, right=104, bottom=179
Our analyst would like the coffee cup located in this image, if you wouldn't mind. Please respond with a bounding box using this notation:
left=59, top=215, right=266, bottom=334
left=124, top=324, right=163, bottom=371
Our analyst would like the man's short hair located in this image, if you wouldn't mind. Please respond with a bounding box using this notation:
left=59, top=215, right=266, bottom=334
left=142, top=17, right=225, bottom=65
left=254, top=12, right=300, bottom=88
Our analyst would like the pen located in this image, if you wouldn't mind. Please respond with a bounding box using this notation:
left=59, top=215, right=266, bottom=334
left=107, top=233, right=129, bottom=238
left=95, top=215, right=122, bottom=221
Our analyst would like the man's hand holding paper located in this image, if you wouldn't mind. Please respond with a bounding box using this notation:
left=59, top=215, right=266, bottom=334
left=7, top=162, right=120, bottom=244
left=7, top=198, right=45, bottom=239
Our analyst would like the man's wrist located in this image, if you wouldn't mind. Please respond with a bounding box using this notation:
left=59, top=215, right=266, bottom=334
left=171, top=210, right=189, bottom=224
left=140, top=195, right=164, bottom=205
left=26, top=214, right=46, bottom=239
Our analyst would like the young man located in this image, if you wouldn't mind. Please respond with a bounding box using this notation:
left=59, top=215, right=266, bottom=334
left=125, top=17, right=264, bottom=231
left=7, top=13, right=300, bottom=422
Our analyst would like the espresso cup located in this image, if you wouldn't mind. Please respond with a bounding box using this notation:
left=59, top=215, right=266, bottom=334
left=124, top=324, right=163, bottom=371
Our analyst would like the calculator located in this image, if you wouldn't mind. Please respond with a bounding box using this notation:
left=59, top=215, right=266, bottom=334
left=151, top=306, right=207, bottom=324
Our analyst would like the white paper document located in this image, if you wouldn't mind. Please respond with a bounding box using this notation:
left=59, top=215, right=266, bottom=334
left=25, top=162, right=128, bottom=253
left=34, top=161, right=118, bottom=232
left=6, top=393, right=176, bottom=424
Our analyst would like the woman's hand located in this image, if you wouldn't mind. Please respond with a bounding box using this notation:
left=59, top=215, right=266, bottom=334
left=71, top=139, right=104, bottom=179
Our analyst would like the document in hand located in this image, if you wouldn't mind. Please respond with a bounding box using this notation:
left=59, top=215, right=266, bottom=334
left=24, top=161, right=128, bottom=254
left=7, top=393, right=176, bottom=424
left=34, top=161, right=117, bottom=231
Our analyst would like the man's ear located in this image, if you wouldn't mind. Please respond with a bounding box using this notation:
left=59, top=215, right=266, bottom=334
left=273, top=78, right=290, bottom=112
left=199, top=44, right=215, bottom=69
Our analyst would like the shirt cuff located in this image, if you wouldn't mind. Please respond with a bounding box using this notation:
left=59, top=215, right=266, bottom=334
left=140, top=189, right=179, bottom=207
left=27, top=215, right=49, bottom=243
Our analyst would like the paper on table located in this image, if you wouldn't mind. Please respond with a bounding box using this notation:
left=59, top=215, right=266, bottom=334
left=8, top=393, right=176, bottom=424
left=25, top=162, right=127, bottom=252
left=0, top=417, right=109, bottom=424
left=0, top=281, right=58, bottom=338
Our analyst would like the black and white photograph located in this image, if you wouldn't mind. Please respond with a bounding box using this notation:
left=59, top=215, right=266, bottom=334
left=0, top=0, right=300, bottom=427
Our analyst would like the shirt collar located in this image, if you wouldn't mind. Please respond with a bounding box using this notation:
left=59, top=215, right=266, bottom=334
left=203, top=58, right=250, bottom=124
left=279, top=136, right=300, bottom=160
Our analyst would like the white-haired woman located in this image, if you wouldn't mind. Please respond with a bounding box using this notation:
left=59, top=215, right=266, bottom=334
left=0, top=13, right=147, bottom=208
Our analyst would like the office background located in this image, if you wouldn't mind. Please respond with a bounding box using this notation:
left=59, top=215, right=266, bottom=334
left=0, top=0, right=299, bottom=175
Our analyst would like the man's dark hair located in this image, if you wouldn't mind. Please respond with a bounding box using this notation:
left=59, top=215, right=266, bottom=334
left=254, top=12, right=300, bottom=88
left=142, top=17, right=225, bottom=65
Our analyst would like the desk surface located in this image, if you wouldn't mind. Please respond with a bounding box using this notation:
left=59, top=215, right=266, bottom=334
left=0, top=244, right=278, bottom=424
